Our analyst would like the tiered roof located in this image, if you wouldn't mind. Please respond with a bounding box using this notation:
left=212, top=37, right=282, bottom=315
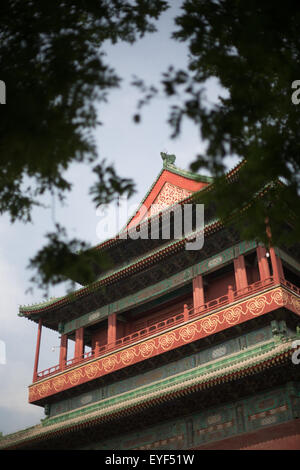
left=18, top=155, right=256, bottom=331
left=18, top=154, right=217, bottom=323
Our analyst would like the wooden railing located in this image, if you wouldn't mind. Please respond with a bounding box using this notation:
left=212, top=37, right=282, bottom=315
left=115, top=313, right=185, bottom=348
left=280, top=278, right=300, bottom=296
left=37, top=364, right=60, bottom=378
left=35, top=275, right=298, bottom=381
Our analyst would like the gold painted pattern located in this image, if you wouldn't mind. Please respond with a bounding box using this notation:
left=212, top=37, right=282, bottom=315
left=29, top=287, right=299, bottom=402
left=150, top=182, right=192, bottom=216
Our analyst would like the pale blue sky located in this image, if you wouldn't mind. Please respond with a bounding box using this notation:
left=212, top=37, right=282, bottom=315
left=0, top=2, right=236, bottom=435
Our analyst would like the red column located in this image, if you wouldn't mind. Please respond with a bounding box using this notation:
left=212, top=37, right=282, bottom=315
left=277, top=255, right=285, bottom=280
left=228, top=285, right=234, bottom=302
left=193, top=275, right=205, bottom=311
left=234, top=255, right=248, bottom=291
left=269, top=247, right=280, bottom=283
left=238, top=255, right=248, bottom=289
left=94, top=340, right=100, bottom=357
left=257, top=245, right=271, bottom=281
left=59, top=334, right=68, bottom=371
left=265, top=217, right=282, bottom=284
left=33, top=318, right=42, bottom=382
left=108, top=313, right=117, bottom=346
left=75, top=327, right=84, bottom=361
left=183, top=304, right=189, bottom=322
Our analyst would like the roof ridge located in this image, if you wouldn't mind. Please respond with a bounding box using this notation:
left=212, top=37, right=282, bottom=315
left=92, top=154, right=214, bottom=251
left=19, top=159, right=246, bottom=315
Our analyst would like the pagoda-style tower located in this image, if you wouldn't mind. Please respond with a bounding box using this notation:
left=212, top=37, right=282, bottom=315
left=1, top=154, right=300, bottom=450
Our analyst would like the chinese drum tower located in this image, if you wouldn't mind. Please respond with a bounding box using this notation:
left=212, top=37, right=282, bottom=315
left=1, top=154, right=300, bottom=450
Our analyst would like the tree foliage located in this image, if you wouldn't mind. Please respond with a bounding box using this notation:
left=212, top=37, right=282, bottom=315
left=1, top=1, right=300, bottom=293
left=162, top=0, right=300, bottom=245
left=0, top=0, right=167, bottom=292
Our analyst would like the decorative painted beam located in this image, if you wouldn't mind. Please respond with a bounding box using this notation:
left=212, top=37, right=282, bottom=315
left=42, top=338, right=293, bottom=430
left=28, top=285, right=300, bottom=403
left=3, top=338, right=295, bottom=450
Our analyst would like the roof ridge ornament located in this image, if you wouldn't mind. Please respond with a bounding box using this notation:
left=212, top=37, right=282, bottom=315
left=160, top=152, right=176, bottom=168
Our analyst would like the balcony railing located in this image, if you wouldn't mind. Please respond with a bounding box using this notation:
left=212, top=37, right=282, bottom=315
left=280, top=278, right=300, bottom=296
left=35, top=275, right=298, bottom=381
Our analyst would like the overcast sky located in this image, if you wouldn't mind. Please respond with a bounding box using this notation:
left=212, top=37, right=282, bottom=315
left=0, top=2, right=236, bottom=436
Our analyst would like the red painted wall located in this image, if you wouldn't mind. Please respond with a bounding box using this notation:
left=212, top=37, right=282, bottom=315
left=91, top=294, right=193, bottom=346
left=91, top=326, right=107, bottom=350
left=114, top=294, right=192, bottom=339
left=205, top=271, right=236, bottom=303
left=91, top=267, right=260, bottom=349
left=125, top=294, right=193, bottom=335
left=91, top=265, right=260, bottom=349
left=246, top=265, right=260, bottom=284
